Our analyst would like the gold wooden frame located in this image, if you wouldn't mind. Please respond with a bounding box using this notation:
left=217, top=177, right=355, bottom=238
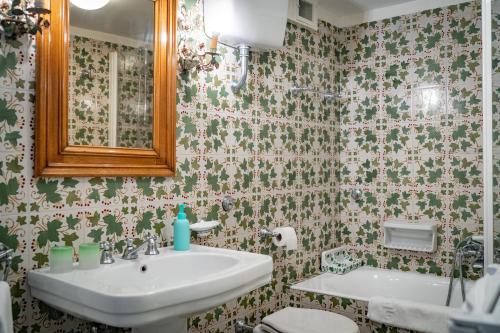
left=35, top=0, right=177, bottom=177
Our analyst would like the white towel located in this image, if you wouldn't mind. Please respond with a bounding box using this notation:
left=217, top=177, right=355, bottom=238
left=367, top=296, right=453, bottom=333
left=0, top=281, right=13, bottom=333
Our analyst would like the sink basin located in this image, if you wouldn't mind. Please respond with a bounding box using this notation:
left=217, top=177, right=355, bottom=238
left=28, top=245, right=273, bottom=333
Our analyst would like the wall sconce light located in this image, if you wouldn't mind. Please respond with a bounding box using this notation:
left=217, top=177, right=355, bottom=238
left=178, top=37, right=221, bottom=74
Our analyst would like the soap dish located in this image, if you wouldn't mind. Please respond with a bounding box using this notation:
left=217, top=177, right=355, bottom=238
left=321, top=247, right=363, bottom=274
left=190, top=220, right=220, bottom=238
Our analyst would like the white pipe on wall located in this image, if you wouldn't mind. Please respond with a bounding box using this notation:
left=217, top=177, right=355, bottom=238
left=482, top=0, right=494, bottom=266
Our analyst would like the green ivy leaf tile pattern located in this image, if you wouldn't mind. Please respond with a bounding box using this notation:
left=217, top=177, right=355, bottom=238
left=336, top=1, right=483, bottom=282
left=0, top=0, right=485, bottom=332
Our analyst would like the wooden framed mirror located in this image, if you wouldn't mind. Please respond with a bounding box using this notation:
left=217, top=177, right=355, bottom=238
left=35, top=0, right=177, bottom=177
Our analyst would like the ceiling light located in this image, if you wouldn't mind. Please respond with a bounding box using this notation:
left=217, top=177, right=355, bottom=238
left=70, top=0, right=110, bottom=10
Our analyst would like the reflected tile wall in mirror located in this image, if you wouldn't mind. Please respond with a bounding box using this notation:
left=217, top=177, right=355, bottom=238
left=68, top=0, right=154, bottom=149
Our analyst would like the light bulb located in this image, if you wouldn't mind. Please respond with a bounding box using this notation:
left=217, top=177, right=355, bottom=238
left=70, top=0, right=110, bottom=10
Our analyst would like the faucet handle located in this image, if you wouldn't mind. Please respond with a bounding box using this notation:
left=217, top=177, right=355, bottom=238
left=99, top=241, right=113, bottom=251
left=125, top=238, right=134, bottom=247
left=99, top=241, right=115, bottom=264
left=145, top=233, right=160, bottom=255
left=122, top=238, right=139, bottom=260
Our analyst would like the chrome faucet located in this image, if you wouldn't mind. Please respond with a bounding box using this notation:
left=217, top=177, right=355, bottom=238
left=122, top=233, right=159, bottom=260
left=446, top=235, right=484, bottom=306
left=494, top=235, right=500, bottom=263
left=99, top=241, right=115, bottom=264
left=0, top=242, right=13, bottom=281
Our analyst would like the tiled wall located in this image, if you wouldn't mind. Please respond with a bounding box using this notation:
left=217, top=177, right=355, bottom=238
left=0, top=1, right=484, bottom=333
left=335, top=1, right=483, bottom=278
left=0, top=0, right=337, bottom=331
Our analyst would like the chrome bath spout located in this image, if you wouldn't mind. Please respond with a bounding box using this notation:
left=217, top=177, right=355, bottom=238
left=446, top=236, right=484, bottom=306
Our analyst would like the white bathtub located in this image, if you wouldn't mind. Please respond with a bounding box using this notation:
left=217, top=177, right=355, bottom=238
left=293, top=267, right=475, bottom=308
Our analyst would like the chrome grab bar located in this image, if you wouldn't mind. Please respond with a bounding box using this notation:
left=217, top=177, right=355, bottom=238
left=290, top=85, right=340, bottom=101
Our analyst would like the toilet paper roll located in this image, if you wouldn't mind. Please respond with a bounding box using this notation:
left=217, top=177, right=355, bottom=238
left=272, top=227, right=297, bottom=251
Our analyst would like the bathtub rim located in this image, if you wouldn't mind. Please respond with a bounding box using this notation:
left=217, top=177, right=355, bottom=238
left=291, top=266, right=475, bottom=304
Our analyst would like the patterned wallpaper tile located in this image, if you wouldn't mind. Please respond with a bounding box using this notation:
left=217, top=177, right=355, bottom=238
left=335, top=1, right=483, bottom=280
left=0, top=0, right=487, bottom=332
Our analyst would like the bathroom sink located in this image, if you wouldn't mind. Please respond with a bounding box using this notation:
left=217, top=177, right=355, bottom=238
left=28, top=245, right=273, bottom=333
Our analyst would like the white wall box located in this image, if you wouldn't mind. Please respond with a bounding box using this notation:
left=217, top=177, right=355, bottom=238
left=288, top=0, right=318, bottom=30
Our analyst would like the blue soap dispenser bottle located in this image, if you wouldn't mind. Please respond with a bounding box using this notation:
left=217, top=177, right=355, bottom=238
left=173, top=203, right=190, bottom=251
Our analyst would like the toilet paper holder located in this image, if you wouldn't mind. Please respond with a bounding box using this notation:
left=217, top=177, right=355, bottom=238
left=259, top=227, right=282, bottom=242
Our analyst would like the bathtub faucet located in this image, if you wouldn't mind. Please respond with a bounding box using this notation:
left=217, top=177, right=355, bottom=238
left=494, top=235, right=500, bottom=263
left=0, top=242, right=13, bottom=282
left=446, top=235, right=484, bottom=306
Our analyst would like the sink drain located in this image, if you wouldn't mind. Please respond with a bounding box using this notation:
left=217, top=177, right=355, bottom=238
left=140, top=264, right=147, bottom=273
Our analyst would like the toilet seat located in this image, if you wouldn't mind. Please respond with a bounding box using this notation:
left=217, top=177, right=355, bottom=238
left=255, top=307, right=359, bottom=333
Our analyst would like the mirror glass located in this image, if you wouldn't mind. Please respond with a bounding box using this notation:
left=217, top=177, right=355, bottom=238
left=68, top=0, right=154, bottom=149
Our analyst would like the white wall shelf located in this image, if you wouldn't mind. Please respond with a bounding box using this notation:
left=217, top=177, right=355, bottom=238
left=383, top=221, right=437, bottom=253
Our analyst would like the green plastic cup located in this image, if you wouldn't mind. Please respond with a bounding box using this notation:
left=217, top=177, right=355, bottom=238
left=49, top=246, right=73, bottom=274
left=78, top=243, right=100, bottom=270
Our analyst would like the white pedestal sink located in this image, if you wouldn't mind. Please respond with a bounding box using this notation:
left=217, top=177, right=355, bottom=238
left=28, top=245, right=273, bottom=333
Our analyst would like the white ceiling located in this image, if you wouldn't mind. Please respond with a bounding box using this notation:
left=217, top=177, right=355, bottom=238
left=69, top=0, right=473, bottom=41
left=317, top=0, right=471, bottom=27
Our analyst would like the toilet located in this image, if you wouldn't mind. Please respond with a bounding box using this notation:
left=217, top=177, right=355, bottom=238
left=254, top=307, right=359, bottom=333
